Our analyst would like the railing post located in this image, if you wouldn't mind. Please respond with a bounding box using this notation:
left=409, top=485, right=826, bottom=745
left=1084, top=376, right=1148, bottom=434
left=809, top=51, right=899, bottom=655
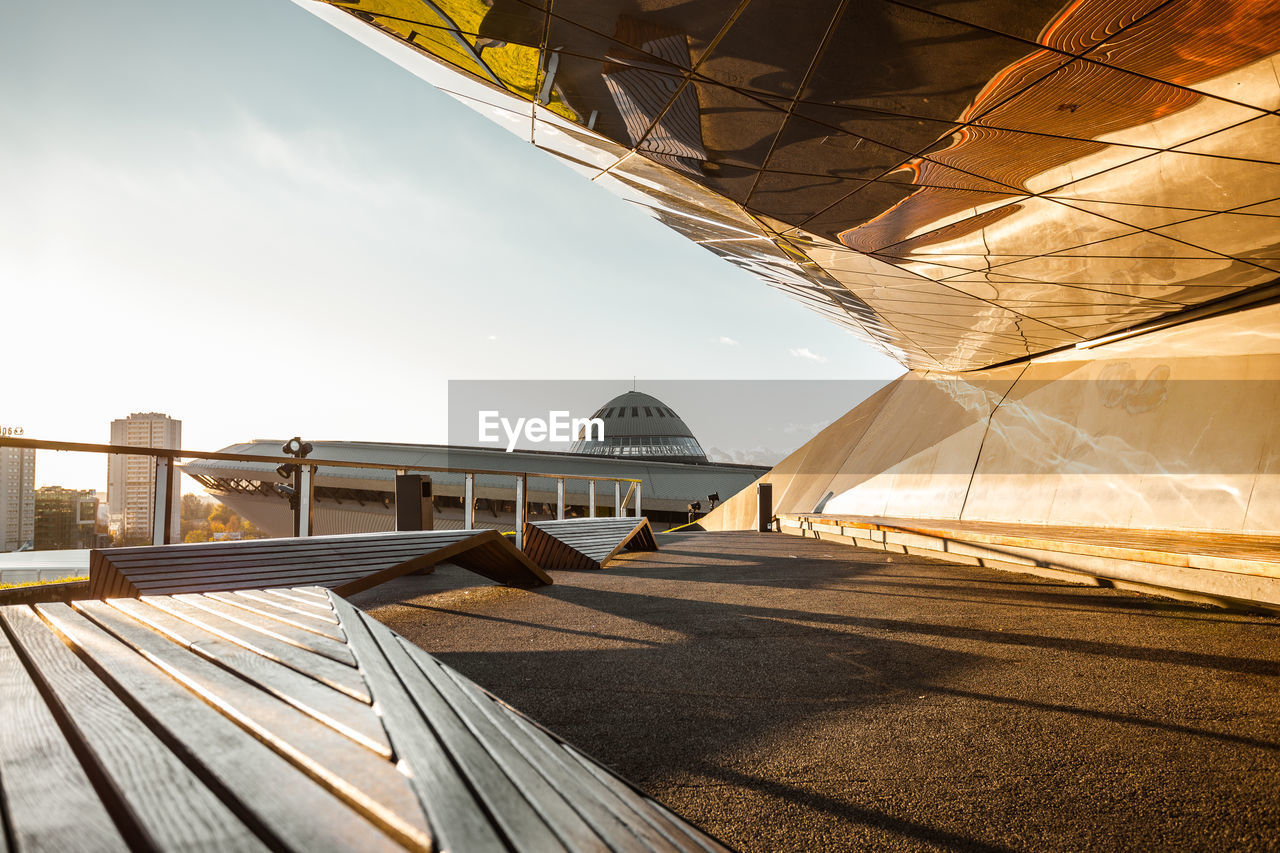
left=636, top=481, right=642, bottom=518
left=556, top=478, right=565, bottom=520
left=151, top=456, right=178, bottom=546
left=614, top=481, right=621, bottom=518
left=296, top=465, right=315, bottom=537
left=464, top=472, right=474, bottom=530
left=587, top=481, right=595, bottom=518
left=514, top=475, right=525, bottom=549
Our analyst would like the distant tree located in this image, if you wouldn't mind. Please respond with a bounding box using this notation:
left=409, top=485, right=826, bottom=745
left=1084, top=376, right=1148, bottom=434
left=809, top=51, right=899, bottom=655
left=209, top=501, right=233, bottom=527
left=181, top=494, right=211, bottom=539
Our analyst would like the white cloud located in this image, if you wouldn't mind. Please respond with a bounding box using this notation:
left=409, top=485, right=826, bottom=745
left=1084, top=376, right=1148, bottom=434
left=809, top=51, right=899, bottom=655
left=715, top=336, right=739, bottom=346
left=783, top=420, right=830, bottom=435
left=788, top=347, right=828, bottom=363
left=705, top=445, right=783, bottom=467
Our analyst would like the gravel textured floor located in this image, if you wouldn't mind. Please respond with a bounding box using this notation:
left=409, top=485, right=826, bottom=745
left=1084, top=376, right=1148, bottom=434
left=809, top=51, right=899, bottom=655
left=351, top=531, right=1280, bottom=852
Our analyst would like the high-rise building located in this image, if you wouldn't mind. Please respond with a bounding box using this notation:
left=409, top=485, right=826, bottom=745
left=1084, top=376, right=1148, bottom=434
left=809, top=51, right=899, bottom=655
left=34, top=487, right=99, bottom=551
left=0, top=446, right=35, bottom=552
left=108, top=412, right=181, bottom=543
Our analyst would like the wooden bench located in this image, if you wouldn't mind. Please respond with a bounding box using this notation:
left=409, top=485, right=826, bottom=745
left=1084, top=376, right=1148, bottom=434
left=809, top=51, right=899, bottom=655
left=522, top=517, right=659, bottom=571
left=89, top=529, right=551, bottom=599
left=0, top=588, right=730, bottom=851
left=780, top=513, right=1280, bottom=611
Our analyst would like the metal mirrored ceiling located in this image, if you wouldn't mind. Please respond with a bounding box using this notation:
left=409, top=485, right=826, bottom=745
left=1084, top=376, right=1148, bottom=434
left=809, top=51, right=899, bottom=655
left=303, top=0, right=1280, bottom=371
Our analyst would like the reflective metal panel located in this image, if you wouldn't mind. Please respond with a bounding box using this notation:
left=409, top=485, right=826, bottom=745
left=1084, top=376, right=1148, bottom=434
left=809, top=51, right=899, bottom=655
left=299, top=0, right=1280, bottom=371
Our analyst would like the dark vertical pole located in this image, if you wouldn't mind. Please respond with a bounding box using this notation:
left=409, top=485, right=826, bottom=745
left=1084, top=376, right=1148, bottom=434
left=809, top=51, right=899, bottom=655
left=291, top=466, right=302, bottom=538
left=757, top=482, right=773, bottom=532
left=395, top=474, right=433, bottom=531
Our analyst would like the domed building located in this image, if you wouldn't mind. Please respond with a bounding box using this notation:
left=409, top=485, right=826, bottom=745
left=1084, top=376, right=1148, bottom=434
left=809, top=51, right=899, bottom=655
left=184, top=389, right=768, bottom=535
left=568, top=391, right=708, bottom=464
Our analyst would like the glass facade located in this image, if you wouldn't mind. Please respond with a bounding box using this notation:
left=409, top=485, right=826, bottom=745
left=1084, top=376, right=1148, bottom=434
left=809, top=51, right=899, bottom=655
left=571, top=434, right=707, bottom=460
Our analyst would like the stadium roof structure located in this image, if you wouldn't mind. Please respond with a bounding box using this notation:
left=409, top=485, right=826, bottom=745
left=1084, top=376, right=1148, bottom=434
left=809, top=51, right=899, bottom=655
left=569, top=390, right=709, bottom=463
left=296, top=0, right=1280, bottom=371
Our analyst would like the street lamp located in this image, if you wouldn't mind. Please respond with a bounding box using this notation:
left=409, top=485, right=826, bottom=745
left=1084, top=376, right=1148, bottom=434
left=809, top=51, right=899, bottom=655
left=279, top=437, right=313, bottom=536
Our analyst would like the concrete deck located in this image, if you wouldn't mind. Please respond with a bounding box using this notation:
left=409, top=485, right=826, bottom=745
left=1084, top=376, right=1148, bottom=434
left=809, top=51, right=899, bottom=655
left=351, top=531, right=1280, bottom=852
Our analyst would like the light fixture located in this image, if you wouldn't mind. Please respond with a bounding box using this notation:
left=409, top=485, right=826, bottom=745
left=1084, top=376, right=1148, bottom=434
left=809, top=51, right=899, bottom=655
left=282, top=437, right=313, bottom=458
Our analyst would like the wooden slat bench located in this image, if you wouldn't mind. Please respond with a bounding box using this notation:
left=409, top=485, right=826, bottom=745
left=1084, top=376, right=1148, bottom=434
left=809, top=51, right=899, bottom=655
left=522, top=517, right=658, bottom=571
left=0, top=588, right=730, bottom=852
left=780, top=513, right=1280, bottom=611
left=89, top=529, right=551, bottom=599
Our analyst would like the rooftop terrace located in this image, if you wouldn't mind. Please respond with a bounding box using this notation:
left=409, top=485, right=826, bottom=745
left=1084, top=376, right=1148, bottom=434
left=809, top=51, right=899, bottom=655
left=353, top=531, right=1280, bottom=852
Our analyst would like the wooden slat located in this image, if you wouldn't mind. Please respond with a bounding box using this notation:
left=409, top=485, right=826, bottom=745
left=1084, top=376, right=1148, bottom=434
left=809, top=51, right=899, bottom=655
left=0, top=610, right=128, bottom=853
left=444, top=665, right=725, bottom=853
left=107, top=542, right=469, bottom=574
left=503, top=706, right=715, bottom=853
left=333, top=530, right=551, bottom=596
left=232, top=589, right=341, bottom=625
left=2, top=585, right=726, bottom=853
left=523, top=518, right=658, bottom=571
left=99, top=531, right=477, bottom=565
left=0, top=605, right=267, bottom=851
left=329, top=592, right=506, bottom=852
left=561, top=745, right=726, bottom=853
left=108, top=598, right=391, bottom=758
left=35, top=602, right=406, bottom=853
left=358, top=612, right=567, bottom=852
left=206, top=592, right=346, bottom=641
left=72, top=600, right=432, bottom=849
left=394, top=638, right=606, bottom=852
left=173, top=593, right=356, bottom=666
left=255, top=588, right=340, bottom=617
left=89, top=529, right=547, bottom=599
left=131, top=572, right=376, bottom=597
left=437, top=668, right=666, bottom=853
left=449, top=539, right=554, bottom=585
left=100, top=543, right=456, bottom=571
left=146, top=595, right=368, bottom=702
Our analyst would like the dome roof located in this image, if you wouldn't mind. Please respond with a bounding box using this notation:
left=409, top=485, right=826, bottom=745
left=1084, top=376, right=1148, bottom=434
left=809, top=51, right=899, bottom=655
left=569, top=391, right=708, bottom=463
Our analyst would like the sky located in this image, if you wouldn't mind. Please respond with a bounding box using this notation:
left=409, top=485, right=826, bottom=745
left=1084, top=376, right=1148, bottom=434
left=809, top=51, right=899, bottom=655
left=1, top=0, right=903, bottom=493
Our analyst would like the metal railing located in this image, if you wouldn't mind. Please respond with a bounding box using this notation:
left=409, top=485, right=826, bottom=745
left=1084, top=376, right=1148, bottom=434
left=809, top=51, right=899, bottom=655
left=0, top=437, right=643, bottom=550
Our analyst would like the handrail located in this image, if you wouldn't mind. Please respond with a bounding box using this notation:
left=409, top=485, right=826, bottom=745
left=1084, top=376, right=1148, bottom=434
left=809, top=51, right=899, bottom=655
left=0, top=437, right=642, bottom=484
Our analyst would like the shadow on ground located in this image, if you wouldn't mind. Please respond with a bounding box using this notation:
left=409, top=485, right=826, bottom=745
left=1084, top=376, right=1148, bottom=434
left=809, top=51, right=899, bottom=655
left=352, top=532, right=1280, bottom=852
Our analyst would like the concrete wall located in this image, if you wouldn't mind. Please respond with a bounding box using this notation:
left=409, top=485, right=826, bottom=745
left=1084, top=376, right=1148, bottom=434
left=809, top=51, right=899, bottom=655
left=704, top=301, right=1280, bottom=535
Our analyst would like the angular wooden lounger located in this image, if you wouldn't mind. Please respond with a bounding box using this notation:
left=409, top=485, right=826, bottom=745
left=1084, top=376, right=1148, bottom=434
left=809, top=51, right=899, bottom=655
left=0, top=589, right=729, bottom=851
left=88, top=529, right=551, bottom=598
left=521, top=517, right=658, bottom=571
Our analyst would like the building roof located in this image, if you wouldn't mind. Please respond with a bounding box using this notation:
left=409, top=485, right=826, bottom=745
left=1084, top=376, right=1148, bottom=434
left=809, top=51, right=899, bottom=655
left=299, top=1, right=1280, bottom=372
left=585, top=391, right=697, bottom=439
left=570, top=390, right=709, bottom=464
left=181, top=440, right=766, bottom=511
